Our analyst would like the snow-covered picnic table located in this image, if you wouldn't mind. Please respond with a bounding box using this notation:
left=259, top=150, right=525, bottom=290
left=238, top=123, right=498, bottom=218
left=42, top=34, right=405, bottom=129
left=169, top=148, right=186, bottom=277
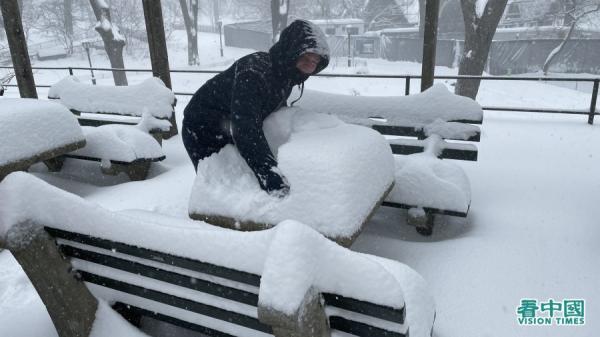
left=189, top=107, right=395, bottom=246
left=0, top=98, right=85, bottom=180
left=48, top=76, right=177, bottom=138
left=46, top=77, right=174, bottom=180
left=296, top=84, right=483, bottom=234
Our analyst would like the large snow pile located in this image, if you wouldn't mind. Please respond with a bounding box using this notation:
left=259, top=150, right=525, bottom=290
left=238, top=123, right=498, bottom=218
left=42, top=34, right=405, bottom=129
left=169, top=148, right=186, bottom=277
left=0, top=172, right=434, bottom=336
left=295, top=83, right=483, bottom=140
left=386, top=136, right=471, bottom=213
left=0, top=98, right=85, bottom=167
left=189, top=107, right=395, bottom=241
left=48, top=76, right=175, bottom=118
left=71, top=125, right=164, bottom=163
left=388, top=155, right=471, bottom=213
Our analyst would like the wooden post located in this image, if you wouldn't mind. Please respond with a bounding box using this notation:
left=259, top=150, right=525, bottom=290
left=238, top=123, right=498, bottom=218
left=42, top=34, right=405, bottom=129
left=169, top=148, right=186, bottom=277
left=142, top=0, right=172, bottom=89
left=421, top=0, right=440, bottom=92
left=142, top=0, right=178, bottom=138
left=1, top=221, right=98, bottom=337
left=0, top=0, right=37, bottom=98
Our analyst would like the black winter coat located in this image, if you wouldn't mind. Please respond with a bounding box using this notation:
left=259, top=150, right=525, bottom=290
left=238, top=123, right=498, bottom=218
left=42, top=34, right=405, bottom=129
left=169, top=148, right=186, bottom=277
left=182, top=19, right=329, bottom=193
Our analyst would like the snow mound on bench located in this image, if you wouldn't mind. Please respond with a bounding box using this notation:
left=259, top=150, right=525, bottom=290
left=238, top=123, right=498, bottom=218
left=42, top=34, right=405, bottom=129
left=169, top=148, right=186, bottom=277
left=0, top=98, right=84, bottom=166
left=295, top=83, right=482, bottom=133
left=0, top=172, right=421, bottom=317
left=48, top=76, right=175, bottom=118
left=387, top=154, right=471, bottom=213
left=189, top=107, right=395, bottom=239
left=71, top=125, right=164, bottom=163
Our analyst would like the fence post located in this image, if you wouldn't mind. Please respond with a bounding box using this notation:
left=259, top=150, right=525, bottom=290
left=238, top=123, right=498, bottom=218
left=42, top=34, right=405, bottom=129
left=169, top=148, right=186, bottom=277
left=589, top=79, right=599, bottom=125
left=68, top=67, right=73, bottom=76
left=405, top=76, right=410, bottom=96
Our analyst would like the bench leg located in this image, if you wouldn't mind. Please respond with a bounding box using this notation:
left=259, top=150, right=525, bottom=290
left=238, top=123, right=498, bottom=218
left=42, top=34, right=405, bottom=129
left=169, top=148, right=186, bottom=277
left=124, top=162, right=151, bottom=181
left=2, top=221, right=98, bottom=337
left=43, top=156, right=65, bottom=172
left=100, top=161, right=119, bottom=176
left=258, top=287, right=330, bottom=337
left=407, top=208, right=435, bottom=236
left=100, top=162, right=151, bottom=180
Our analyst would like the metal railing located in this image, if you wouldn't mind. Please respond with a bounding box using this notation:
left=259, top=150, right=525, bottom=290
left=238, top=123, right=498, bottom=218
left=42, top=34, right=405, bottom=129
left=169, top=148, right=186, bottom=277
left=2, top=65, right=599, bottom=124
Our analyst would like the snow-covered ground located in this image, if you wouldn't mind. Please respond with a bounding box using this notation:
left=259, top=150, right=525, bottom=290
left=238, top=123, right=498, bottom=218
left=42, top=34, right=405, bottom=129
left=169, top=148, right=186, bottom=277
left=1, top=31, right=599, bottom=337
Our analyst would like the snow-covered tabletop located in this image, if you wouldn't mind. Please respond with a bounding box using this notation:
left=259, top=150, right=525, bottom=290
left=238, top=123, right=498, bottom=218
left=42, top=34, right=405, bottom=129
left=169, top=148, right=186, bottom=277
left=295, top=83, right=483, bottom=140
left=0, top=172, right=435, bottom=337
left=48, top=76, right=176, bottom=119
left=189, top=107, right=395, bottom=246
left=0, top=98, right=85, bottom=179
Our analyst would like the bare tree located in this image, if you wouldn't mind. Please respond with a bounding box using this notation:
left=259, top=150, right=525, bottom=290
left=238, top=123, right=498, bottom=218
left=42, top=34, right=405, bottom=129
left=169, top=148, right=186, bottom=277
left=455, top=0, right=508, bottom=99
left=543, top=0, right=600, bottom=74
left=271, top=0, right=290, bottom=42
left=89, top=0, right=128, bottom=86
left=178, top=0, right=199, bottom=65
left=65, top=0, right=73, bottom=52
left=365, top=0, right=411, bottom=31
left=31, top=0, right=75, bottom=53
left=109, top=1, right=147, bottom=51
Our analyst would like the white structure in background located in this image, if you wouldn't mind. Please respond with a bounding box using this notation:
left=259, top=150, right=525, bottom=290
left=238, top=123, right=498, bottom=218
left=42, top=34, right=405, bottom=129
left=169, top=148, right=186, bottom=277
left=310, top=18, right=365, bottom=36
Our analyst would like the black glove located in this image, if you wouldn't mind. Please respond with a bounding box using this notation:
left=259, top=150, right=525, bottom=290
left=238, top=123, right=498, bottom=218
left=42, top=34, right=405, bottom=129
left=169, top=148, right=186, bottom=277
left=259, top=170, right=290, bottom=198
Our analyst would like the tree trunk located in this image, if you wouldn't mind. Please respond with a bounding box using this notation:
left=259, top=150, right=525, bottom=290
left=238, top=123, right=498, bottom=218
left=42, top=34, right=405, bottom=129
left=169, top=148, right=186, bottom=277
left=64, top=0, right=74, bottom=54
left=455, top=0, right=507, bottom=99
left=212, top=0, right=220, bottom=32
left=89, top=0, right=128, bottom=86
left=271, top=0, right=290, bottom=43
left=419, top=0, right=426, bottom=36
left=421, top=0, right=440, bottom=92
left=178, top=0, right=199, bottom=65
left=191, top=0, right=199, bottom=63
left=1, top=0, right=37, bottom=98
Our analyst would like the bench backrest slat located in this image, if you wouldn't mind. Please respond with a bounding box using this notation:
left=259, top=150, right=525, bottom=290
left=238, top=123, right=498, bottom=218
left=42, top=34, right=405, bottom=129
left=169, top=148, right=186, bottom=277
left=61, top=244, right=259, bottom=306
left=322, top=293, right=405, bottom=324
left=114, top=303, right=238, bottom=337
left=47, top=227, right=261, bottom=287
left=79, top=271, right=273, bottom=334
left=329, top=316, right=405, bottom=337
left=372, top=123, right=481, bottom=142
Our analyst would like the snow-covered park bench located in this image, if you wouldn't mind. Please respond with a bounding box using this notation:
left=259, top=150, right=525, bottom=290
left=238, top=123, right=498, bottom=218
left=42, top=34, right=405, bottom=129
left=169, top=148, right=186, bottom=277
left=0, top=98, right=86, bottom=181
left=47, top=77, right=175, bottom=180
left=0, top=172, right=435, bottom=337
left=296, top=84, right=484, bottom=235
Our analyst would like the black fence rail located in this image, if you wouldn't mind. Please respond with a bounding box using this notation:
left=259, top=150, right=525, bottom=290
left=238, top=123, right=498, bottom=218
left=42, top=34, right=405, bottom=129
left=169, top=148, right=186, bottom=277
left=2, top=65, right=599, bottom=124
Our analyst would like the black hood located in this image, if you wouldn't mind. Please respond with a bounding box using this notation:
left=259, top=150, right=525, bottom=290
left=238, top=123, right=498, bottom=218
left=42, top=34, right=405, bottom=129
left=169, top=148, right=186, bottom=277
left=268, top=19, right=330, bottom=84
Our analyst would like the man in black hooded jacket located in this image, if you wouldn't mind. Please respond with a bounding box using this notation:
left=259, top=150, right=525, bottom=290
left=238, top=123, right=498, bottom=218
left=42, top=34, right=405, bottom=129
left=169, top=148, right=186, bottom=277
left=182, top=19, right=330, bottom=197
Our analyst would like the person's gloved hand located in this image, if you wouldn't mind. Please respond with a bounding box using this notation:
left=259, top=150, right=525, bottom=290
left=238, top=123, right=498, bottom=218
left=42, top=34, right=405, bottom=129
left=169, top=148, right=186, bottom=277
left=259, top=169, right=290, bottom=198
